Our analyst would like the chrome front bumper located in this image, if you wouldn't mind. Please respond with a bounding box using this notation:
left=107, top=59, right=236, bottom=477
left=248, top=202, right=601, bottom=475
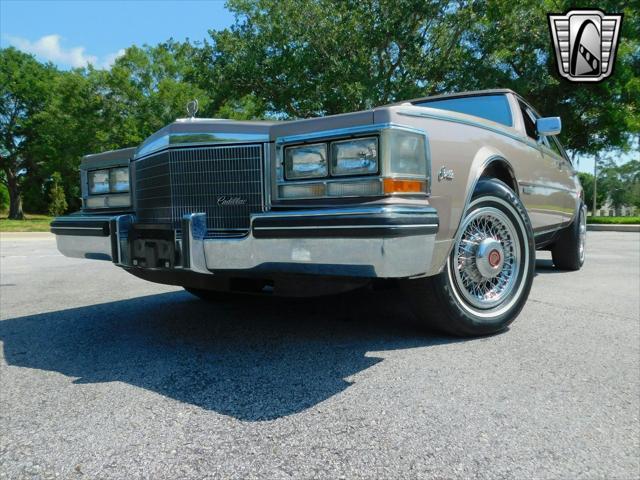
left=52, top=205, right=439, bottom=278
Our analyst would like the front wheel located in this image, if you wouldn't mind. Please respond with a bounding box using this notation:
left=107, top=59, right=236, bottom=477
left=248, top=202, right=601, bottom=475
left=401, top=179, right=535, bottom=337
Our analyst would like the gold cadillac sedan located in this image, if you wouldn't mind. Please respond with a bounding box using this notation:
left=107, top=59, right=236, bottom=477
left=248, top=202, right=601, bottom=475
left=51, top=89, right=585, bottom=336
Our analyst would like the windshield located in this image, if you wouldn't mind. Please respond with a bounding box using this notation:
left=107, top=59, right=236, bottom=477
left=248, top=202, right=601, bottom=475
left=414, top=94, right=513, bottom=127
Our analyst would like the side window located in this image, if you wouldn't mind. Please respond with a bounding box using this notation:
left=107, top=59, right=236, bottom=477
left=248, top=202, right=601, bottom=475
left=415, top=94, right=513, bottom=127
left=519, top=101, right=538, bottom=140
left=548, top=137, right=565, bottom=160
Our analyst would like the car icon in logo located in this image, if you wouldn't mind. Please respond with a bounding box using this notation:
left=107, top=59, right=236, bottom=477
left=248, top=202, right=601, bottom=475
left=548, top=9, right=623, bottom=82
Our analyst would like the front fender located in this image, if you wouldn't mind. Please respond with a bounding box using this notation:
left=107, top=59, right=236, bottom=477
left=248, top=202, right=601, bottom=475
left=426, top=147, right=515, bottom=276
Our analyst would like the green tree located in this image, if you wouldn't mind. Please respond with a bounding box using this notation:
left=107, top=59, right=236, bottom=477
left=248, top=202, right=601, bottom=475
left=616, top=158, right=640, bottom=209
left=630, top=181, right=640, bottom=209
left=578, top=172, right=606, bottom=212
left=598, top=157, right=640, bottom=210
left=210, top=0, right=473, bottom=117
left=455, top=0, right=639, bottom=156
left=210, top=0, right=639, bottom=154
left=3, top=3, right=638, bottom=219
left=0, top=48, right=56, bottom=219
left=215, top=94, right=267, bottom=120
left=47, top=171, right=67, bottom=216
left=99, top=41, right=214, bottom=148
left=28, top=68, right=105, bottom=211
left=0, top=183, right=8, bottom=212
left=15, top=41, right=215, bottom=212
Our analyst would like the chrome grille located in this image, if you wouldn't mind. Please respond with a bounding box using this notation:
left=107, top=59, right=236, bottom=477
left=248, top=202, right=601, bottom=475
left=133, top=144, right=264, bottom=234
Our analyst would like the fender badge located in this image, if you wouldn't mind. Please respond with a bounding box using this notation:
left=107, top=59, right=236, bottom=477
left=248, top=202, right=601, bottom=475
left=437, top=166, right=455, bottom=182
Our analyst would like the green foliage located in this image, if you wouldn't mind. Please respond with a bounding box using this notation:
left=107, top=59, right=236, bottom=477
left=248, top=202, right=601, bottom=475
left=598, top=157, right=640, bottom=209
left=630, top=182, right=640, bottom=209
left=465, top=0, right=639, bottom=155
left=587, top=216, right=640, bottom=224
left=212, top=0, right=475, bottom=116
left=0, top=183, right=8, bottom=210
left=215, top=94, right=266, bottom=120
left=21, top=173, right=49, bottom=213
left=578, top=172, right=606, bottom=211
left=47, top=172, right=67, bottom=216
left=1, top=42, right=216, bottom=214
left=616, top=159, right=640, bottom=209
left=100, top=41, right=213, bottom=147
left=0, top=47, right=56, bottom=218
left=0, top=2, right=638, bottom=216
left=212, top=0, right=639, bottom=156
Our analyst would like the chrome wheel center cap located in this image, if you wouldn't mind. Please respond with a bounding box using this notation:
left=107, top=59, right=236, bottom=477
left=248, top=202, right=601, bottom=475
left=476, top=239, right=504, bottom=278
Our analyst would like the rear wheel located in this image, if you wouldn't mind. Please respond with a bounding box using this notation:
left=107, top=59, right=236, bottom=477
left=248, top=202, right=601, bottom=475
left=402, top=179, right=535, bottom=337
left=551, top=204, right=586, bottom=271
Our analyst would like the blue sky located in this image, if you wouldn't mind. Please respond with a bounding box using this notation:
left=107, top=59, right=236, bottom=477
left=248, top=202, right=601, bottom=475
left=1, top=1, right=634, bottom=173
left=1, top=0, right=234, bottom=68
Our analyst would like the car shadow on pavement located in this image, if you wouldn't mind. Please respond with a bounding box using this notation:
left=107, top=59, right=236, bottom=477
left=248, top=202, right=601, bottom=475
left=534, top=258, right=566, bottom=275
left=0, top=288, right=473, bottom=421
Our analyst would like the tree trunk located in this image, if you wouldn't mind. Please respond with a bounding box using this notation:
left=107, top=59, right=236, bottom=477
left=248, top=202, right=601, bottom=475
left=6, top=171, right=24, bottom=220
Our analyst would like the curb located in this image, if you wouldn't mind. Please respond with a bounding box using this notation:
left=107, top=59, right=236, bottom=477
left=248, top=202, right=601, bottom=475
left=587, top=224, right=640, bottom=232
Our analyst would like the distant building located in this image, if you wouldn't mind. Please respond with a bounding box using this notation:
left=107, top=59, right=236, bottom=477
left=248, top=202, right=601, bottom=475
left=597, top=198, right=638, bottom=217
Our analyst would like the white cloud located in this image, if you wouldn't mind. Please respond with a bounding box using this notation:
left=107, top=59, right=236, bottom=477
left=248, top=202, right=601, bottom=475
left=4, top=34, right=124, bottom=69
left=102, top=48, right=126, bottom=69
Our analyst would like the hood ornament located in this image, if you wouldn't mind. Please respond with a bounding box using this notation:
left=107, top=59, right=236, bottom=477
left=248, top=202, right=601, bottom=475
left=186, top=99, right=199, bottom=119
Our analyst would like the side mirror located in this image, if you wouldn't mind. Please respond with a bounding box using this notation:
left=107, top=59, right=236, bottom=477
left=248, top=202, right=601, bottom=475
left=536, top=117, right=562, bottom=136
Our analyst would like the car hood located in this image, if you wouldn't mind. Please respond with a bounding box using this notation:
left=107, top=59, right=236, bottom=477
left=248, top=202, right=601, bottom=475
left=134, top=110, right=376, bottom=158
left=134, top=118, right=278, bottom=159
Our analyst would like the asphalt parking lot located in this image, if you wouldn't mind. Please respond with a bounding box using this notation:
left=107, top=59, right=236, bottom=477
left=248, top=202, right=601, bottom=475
left=1, top=231, right=638, bottom=479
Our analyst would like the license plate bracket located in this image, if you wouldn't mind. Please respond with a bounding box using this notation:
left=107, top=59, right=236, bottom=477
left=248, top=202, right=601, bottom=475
left=129, top=224, right=177, bottom=269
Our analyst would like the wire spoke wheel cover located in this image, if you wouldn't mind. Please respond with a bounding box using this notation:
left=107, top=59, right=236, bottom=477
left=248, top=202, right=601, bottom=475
left=400, top=180, right=534, bottom=336
left=447, top=197, right=529, bottom=319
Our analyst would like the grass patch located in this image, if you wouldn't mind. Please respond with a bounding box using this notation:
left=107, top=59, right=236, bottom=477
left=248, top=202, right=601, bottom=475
left=587, top=216, right=640, bottom=225
left=0, top=213, right=54, bottom=232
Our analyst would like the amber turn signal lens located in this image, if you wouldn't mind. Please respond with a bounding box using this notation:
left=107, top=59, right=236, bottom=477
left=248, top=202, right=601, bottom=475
left=383, top=178, right=425, bottom=194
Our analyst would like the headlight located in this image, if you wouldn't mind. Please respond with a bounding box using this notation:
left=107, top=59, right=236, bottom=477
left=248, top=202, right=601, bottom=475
left=284, top=143, right=328, bottom=179
left=330, top=137, right=378, bottom=176
left=86, top=194, right=131, bottom=209
left=381, top=129, right=427, bottom=177
left=109, top=167, right=130, bottom=192
left=88, top=170, right=110, bottom=194
left=277, top=127, right=429, bottom=200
